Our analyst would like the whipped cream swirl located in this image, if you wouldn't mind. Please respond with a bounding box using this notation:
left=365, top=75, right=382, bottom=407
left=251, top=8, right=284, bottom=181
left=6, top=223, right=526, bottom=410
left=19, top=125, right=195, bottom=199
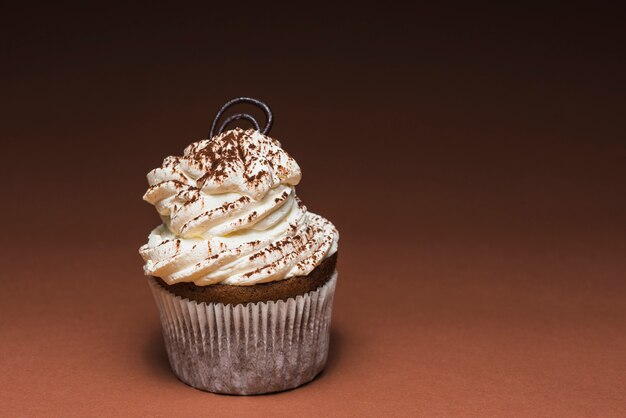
left=140, top=128, right=338, bottom=286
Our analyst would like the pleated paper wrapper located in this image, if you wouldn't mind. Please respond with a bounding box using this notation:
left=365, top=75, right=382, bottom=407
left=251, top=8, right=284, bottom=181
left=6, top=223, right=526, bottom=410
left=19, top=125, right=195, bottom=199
left=148, top=272, right=337, bottom=395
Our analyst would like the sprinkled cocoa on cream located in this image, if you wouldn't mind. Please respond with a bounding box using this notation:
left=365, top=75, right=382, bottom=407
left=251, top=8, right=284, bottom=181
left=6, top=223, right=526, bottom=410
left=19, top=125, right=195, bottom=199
left=139, top=128, right=338, bottom=286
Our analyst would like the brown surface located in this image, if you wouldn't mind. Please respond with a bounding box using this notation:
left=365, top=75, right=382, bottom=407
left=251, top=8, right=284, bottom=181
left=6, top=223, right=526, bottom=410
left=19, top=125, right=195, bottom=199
left=1, top=3, right=625, bottom=417
left=155, top=252, right=337, bottom=304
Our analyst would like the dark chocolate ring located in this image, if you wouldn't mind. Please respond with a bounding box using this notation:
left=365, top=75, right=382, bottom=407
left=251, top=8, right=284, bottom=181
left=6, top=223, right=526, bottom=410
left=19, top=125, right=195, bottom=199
left=209, top=97, right=273, bottom=138
left=217, top=113, right=260, bottom=135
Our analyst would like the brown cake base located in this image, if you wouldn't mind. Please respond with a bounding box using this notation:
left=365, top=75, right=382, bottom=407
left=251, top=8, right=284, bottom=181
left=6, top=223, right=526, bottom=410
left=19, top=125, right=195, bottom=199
left=148, top=260, right=338, bottom=394
left=153, top=252, right=337, bottom=305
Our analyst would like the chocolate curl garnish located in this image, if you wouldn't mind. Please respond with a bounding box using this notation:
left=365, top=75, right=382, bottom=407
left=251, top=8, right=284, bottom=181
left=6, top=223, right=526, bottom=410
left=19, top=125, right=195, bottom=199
left=209, top=97, right=273, bottom=139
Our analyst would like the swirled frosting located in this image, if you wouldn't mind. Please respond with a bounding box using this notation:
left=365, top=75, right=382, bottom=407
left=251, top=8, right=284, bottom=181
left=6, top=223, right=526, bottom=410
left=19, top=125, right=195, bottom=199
left=139, top=128, right=338, bottom=286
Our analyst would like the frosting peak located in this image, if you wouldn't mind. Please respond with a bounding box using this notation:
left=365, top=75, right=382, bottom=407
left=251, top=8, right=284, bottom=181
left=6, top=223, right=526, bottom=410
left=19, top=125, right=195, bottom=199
left=162, top=128, right=300, bottom=200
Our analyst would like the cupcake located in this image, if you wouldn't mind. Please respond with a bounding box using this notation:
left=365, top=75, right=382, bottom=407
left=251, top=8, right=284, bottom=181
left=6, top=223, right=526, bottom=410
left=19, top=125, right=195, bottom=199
left=139, top=98, right=339, bottom=395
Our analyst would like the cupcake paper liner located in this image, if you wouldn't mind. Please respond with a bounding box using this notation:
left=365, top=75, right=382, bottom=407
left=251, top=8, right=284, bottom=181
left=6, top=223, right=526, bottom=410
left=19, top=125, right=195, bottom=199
left=148, top=271, right=337, bottom=395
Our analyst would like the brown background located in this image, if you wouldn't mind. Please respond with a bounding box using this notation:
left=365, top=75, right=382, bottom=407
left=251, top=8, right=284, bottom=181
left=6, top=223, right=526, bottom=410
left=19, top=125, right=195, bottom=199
left=1, top=3, right=625, bottom=417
